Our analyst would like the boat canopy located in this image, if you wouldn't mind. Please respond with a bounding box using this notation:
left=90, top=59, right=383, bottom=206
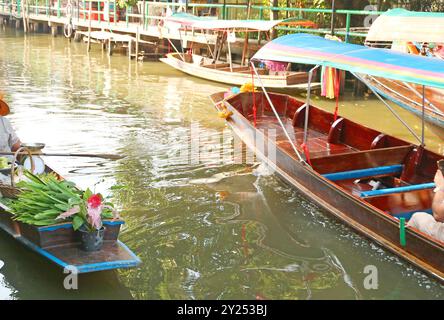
left=366, top=8, right=444, bottom=43
left=252, top=34, right=444, bottom=89
left=165, top=12, right=282, bottom=32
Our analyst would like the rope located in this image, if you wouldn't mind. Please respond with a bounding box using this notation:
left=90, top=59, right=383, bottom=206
left=301, top=143, right=312, bottom=167
left=333, top=69, right=341, bottom=121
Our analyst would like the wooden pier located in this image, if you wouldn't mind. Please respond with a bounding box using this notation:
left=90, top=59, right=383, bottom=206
left=0, top=1, right=376, bottom=60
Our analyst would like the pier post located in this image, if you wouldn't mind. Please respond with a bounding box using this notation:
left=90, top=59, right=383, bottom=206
left=128, top=39, right=132, bottom=60
left=51, top=25, right=57, bottom=37
left=108, top=38, right=112, bottom=56
left=42, top=22, right=49, bottom=33
left=15, top=19, right=21, bottom=29
left=74, top=30, right=82, bottom=42
left=33, top=21, right=39, bottom=32
left=135, top=26, right=139, bottom=60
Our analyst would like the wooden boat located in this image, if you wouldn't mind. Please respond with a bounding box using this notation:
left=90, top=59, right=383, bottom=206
left=362, top=76, right=444, bottom=138
left=364, top=9, right=444, bottom=135
left=160, top=13, right=314, bottom=89
left=210, top=34, right=444, bottom=282
left=0, top=166, right=140, bottom=273
left=160, top=52, right=310, bottom=89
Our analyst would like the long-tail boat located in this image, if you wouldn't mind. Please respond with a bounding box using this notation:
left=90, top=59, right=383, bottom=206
left=160, top=13, right=315, bottom=89
left=210, top=34, right=444, bottom=282
left=364, top=9, right=444, bottom=136
left=0, top=166, right=140, bottom=273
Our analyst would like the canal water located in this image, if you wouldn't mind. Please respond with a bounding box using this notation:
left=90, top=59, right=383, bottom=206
left=0, top=27, right=443, bottom=300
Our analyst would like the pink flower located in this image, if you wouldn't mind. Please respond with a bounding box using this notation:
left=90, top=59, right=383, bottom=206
left=56, top=206, right=80, bottom=220
left=87, top=204, right=103, bottom=230
left=87, top=194, right=102, bottom=209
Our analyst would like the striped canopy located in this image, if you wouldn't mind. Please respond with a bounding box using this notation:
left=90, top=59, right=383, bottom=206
left=165, top=13, right=282, bottom=32
left=252, top=34, right=444, bottom=89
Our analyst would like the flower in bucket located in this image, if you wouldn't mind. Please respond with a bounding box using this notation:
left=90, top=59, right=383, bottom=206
left=56, top=189, right=119, bottom=232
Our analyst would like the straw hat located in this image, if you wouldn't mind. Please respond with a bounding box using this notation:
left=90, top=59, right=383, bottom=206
left=0, top=99, right=10, bottom=116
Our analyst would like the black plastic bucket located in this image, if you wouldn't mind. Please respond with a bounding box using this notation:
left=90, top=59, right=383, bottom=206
left=78, top=226, right=106, bottom=252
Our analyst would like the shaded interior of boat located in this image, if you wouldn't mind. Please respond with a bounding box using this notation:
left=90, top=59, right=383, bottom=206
left=173, top=53, right=309, bottom=85
left=225, top=92, right=441, bottom=226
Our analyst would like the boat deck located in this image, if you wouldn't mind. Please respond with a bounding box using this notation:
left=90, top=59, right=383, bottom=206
left=256, top=116, right=357, bottom=159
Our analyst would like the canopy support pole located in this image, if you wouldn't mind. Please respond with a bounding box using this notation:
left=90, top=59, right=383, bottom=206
left=167, top=38, right=183, bottom=60
left=303, top=65, right=320, bottom=145
left=403, top=81, right=440, bottom=115
left=354, top=73, right=422, bottom=145
left=421, top=85, right=426, bottom=147
left=226, top=30, right=233, bottom=72
left=250, top=62, right=306, bottom=164
left=369, top=76, right=443, bottom=116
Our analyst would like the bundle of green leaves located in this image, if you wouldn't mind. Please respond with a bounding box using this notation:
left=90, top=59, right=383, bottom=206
left=9, top=171, right=116, bottom=229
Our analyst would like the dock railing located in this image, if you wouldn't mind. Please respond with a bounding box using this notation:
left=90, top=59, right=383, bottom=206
left=0, top=0, right=384, bottom=42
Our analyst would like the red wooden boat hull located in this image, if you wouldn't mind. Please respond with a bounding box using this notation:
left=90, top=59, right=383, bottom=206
left=211, top=91, right=444, bottom=282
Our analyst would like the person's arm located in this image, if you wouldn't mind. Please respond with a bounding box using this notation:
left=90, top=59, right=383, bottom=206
left=432, top=170, right=444, bottom=222
left=11, top=139, right=22, bottom=152
left=3, top=117, right=21, bottom=152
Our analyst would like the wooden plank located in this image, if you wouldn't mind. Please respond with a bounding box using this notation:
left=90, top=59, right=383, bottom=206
left=311, top=145, right=414, bottom=174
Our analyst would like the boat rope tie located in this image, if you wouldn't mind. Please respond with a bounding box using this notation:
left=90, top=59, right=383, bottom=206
left=301, top=143, right=312, bottom=167
left=399, top=217, right=407, bottom=247
left=217, top=104, right=233, bottom=120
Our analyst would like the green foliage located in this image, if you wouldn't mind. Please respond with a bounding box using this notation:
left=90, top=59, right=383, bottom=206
left=10, top=171, right=82, bottom=226
left=116, top=0, right=138, bottom=9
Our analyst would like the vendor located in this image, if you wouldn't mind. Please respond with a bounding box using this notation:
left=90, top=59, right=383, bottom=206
left=0, top=98, right=21, bottom=153
left=408, top=169, right=444, bottom=242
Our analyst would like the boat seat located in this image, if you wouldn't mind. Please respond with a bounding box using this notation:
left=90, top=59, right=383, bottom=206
left=393, top=209, right=433, bottom=221
left=360, top=183, right=435, bottom=198
left=323, top=165, right=403, bottom=182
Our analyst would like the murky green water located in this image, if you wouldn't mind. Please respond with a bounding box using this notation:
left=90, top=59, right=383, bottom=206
left=0, top=27, right=443, bottom=300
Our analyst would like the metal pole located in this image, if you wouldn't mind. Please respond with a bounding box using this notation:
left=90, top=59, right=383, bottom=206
left=354, top=73, right=422, bottom=144
left=330, top=0, right=335, bottom=36
left=304, top=65, right=320, bottom=145
left=250, top=62, right=306, bottom=163
left=422, top=85, right=426, bottom=147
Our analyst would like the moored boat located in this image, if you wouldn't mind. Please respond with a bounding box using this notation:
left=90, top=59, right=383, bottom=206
left=0, top=164, right=140, bottom=273
left=364, top=9, right=444, bottom=136
left=160, top=13, right=315, bottom=90
left=161, top=52, right=311, bottom=89
left=211, top=34, right=444, bottom=282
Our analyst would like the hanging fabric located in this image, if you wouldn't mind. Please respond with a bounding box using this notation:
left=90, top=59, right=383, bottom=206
left=321, top=67, right=341, bottom=101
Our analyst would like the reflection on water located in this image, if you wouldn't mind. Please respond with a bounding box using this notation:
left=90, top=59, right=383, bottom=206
left=0, top=27, right=443, bottom=299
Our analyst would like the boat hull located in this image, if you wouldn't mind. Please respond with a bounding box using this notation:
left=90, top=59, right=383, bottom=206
left=211, top=91, right=444, bottom=282
left=0, top=210, right=140, bottom=273
left=160, top=53, right=314, bottom=90
left=363, top=75, right=444, bottom=138
left=0, top=166, right=140, bottom=273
